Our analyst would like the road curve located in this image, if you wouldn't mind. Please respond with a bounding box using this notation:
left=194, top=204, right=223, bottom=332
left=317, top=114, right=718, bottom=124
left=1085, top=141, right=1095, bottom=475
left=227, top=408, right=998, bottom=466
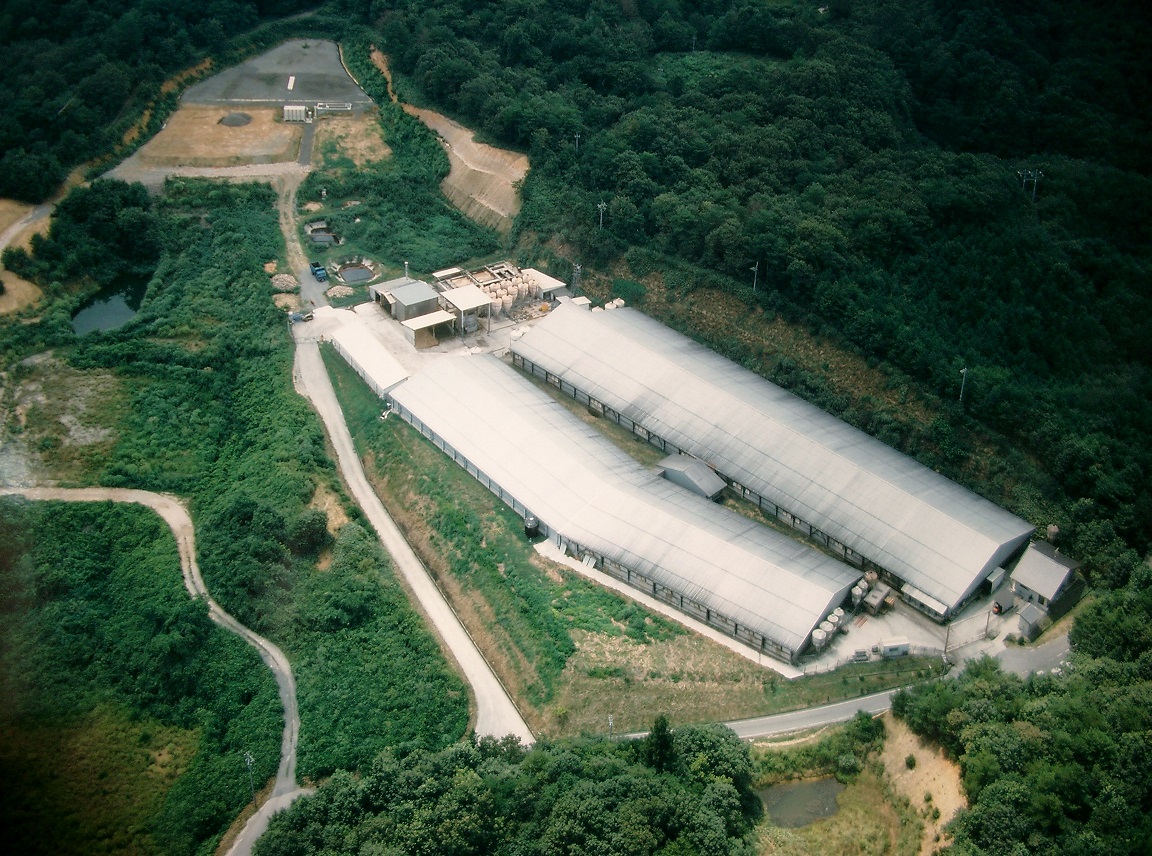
left=0, top=487, right=310, bottom=856
left=292, top=341, right=534, bottom=744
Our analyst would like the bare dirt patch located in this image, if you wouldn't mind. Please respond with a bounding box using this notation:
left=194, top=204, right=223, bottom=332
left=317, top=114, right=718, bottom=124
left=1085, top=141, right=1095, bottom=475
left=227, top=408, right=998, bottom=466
left=0, top=199, right=32, bottom=235
left=135, top=106, right=301, bottom=168
left=370, top=50, right=528, bottom=233
left=273, top=293, right=301, bottom=312
left=880, top=713, right=965, bottom=854
left=1, top=354, right=124, bottom=483
left=310, top=481, right=350, bottom=536
left=0, top=272, right=43, bottom=316
left=314, top=115, right=391, bottom=167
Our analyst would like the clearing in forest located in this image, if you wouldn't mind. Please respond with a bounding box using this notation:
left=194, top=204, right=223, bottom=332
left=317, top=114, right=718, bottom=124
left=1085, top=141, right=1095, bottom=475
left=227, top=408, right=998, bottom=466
left=134, top=106, right=301, bottom=168
left=880, top=713, right=966, bottom=854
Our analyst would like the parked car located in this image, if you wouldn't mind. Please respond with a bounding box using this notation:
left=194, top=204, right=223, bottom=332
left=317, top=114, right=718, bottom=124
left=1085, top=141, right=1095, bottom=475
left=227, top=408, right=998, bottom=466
left=288, top=311, right=314, bottom=324
left=309, top=261, right=328, bottom=281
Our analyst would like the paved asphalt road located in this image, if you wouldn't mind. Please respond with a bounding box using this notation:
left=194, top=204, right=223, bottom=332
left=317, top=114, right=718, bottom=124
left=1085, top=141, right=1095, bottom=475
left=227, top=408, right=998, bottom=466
left=183, top=39, right=373, bottom=107
left=720, top=633, right=1072, bottom=740
left=292, top=341, right=534, bottom=745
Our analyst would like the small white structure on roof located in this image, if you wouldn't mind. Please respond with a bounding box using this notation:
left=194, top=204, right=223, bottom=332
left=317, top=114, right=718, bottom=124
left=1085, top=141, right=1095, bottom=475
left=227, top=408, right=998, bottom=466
left=1011, top=541, right=1081, bottom=611
left=658, top=454, right=726, bottom=500
left=388, top=355, right=861, bottom=664
left=512, top=304, right=1035, bottom=621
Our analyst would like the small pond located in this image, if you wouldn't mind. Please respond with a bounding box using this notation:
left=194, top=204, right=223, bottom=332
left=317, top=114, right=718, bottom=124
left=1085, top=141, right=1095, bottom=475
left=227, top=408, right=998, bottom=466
left=758, top=777, right=845, bottom=828
left=339, top=264, right=374, bottom=283
left=72, top=275, right=148, bottom=335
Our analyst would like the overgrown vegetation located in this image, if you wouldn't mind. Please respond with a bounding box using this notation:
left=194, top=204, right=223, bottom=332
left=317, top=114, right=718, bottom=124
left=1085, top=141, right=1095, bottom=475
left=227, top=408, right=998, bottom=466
left=256, top=718, right=761, bottom=856
left=294, top=38, right=500, bottom=275
left=753, top=712, right=885, bottom=787
left=894, top=630, right=1152, bottom=853
left=0, top=177, right=469, bottom=846
left=0, top=499, right=282, bottom=855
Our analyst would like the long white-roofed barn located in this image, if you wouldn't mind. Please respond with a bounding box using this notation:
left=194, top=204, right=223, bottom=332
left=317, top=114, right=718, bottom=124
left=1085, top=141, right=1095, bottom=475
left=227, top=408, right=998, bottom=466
left=388, top=355, right=861, bottom=664
left=511, top=305, right=1034, bottom=621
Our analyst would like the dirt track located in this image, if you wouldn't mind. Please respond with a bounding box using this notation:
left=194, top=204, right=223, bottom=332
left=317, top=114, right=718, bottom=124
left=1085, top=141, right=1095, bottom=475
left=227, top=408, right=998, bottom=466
left=371, top=50, right=529, bottom=233
left=0, top=486, right=311, bottom=856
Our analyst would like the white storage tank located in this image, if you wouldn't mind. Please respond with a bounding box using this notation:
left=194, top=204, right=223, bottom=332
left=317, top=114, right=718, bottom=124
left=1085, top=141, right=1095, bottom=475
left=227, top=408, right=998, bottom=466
left=502, top=294, right=513, bottom=314
left=851, top=585, right=866, bottom=606
left=811, top=628, right=827, bottom=649
left=826, top=613, right=840, bottom=632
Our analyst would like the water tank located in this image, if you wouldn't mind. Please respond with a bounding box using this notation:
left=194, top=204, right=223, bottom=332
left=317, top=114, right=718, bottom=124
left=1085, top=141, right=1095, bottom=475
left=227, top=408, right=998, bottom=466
left=524, top=513, right=539, bottom=538
left=851, top=585, right=865, bottom=606
left=833, top=607, right=845, bottom=622
left=819, top=620, right=834, bottom=636
left=502, top=294, right=513, bottom=314
left=811, top=628, right=827, bottom=649
left=518, top=281, right=528, bottom=300
left=826, top=613, right=840, bottom=632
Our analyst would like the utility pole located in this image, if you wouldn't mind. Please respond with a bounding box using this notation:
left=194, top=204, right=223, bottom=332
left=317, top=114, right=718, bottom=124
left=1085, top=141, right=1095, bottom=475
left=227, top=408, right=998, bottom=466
left=608, top=714, right=614, bottom=740
left=572, top=263, right=581, bottom=291
left=244, top=751, right=255, bottom=807
left=574, top=131, right=580, bottom=152
left=1018, top=168, right=1043, bottom=203
left=750, top=261, right=759, bottom=293
left=597, top=201, right=607, bottom=230
left=959, top=367, right=968, bottom=404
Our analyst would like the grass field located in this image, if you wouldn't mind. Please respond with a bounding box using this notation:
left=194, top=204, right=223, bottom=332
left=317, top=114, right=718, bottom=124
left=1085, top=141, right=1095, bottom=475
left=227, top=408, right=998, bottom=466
left=0, top=704, right=198, bottom=856
left=322, top=343, right=944, bottom=736
left=755, top=768, right=922, bottom=856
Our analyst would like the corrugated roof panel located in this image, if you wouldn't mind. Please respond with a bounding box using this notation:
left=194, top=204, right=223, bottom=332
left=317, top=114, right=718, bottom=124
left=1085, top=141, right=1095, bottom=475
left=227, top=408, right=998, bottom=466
left=512, top=305, right=1034, bottom=613
left=390, top=355, right=861, bottom=656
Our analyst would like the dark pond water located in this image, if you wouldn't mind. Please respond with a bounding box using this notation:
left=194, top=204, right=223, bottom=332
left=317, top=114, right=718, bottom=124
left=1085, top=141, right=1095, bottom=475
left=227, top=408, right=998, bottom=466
left=72, top=276, right=148, bottom=335
left=340, top=264, right=373, bottom=283
left=758, top=777, right=845, bottom=828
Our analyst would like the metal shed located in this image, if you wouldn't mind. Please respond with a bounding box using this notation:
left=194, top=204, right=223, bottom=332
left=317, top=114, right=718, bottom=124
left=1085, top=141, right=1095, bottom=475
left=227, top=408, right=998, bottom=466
left=324, top=307, right=408, bottom=396
left=658, top=454, right=726, bottom=500
left=388, top=355, right=861, bottom=663
left=512, top=305, right=1035, bottom=620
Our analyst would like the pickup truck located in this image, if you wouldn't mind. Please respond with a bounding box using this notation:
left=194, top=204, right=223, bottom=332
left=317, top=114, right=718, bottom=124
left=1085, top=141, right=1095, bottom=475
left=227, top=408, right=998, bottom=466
left=309, top=262, right=328, bottom=281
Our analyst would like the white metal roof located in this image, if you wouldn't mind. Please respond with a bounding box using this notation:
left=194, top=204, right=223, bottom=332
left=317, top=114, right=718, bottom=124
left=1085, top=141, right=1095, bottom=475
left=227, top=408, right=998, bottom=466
left=401, top=309, right=456, bottom=331
left=523, top=268, right=567, bottom=293
left=512, top=305, right=1035, bottom=614
left=389, top=355, right=860, bottom=656
left=325, top=307, right=408, bottom=395
left=1012, top=542, right=1078, bottom=601
left=390, top=280, right=438, bottom=306
left=441, top=284, right=491, bottom=312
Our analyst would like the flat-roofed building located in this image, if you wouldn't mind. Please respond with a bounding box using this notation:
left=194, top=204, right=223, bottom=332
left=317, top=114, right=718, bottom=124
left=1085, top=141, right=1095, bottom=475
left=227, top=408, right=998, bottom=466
left=512, top=305, right=1034, bottom=620
left=389, top=355, right=861, bottom=663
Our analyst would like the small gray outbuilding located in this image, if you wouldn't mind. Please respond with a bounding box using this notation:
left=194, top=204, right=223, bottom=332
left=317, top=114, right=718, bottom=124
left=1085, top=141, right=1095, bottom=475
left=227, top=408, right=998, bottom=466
left=658, top=454, right=726, bottom=500
left=387, top=280, right=440, bottom=322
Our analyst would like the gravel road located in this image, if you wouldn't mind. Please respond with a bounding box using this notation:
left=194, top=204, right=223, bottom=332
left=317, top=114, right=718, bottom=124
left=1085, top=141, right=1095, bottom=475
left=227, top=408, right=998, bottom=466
left=292, top=342, right=534, bottom=744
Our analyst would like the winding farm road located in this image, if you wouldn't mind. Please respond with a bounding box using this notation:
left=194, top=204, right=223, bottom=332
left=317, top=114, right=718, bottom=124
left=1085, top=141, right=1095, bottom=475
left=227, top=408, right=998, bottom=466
left=0, top=487, right=310, bottom=856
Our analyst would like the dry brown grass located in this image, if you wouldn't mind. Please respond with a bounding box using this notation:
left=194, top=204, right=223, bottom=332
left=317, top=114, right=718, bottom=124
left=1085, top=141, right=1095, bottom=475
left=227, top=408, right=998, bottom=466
left=1, top=354, right=124, bottom=482
left=136, top=107, right=300, bottom=167
left=756, top=770, right=920, bottom=856
left=880, top=713, right=965, bottom=854
left=273, top=293, right=301, bottom=312
left=548, top=629, right=781, bottom=736
left=314, top=115, right=391, bottom=167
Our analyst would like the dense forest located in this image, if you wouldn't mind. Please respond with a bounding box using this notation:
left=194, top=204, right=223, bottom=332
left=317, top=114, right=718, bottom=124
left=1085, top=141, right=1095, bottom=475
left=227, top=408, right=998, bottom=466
left=255, top=719, right=763, bottom=856
left=4, top=0, right=1152, bottom=853
left=892, top=579, right=1152, bottom=854
left=0, top=0, right=321, bottom=201
left=0, top=499, right=283, bottom=854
